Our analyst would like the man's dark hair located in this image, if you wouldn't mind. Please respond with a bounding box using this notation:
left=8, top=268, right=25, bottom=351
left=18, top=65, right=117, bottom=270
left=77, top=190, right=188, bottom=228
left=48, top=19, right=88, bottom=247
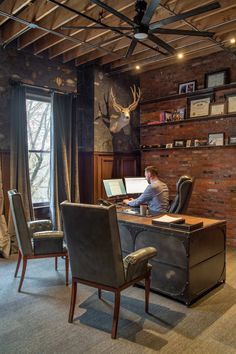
left=145, top=166, right=158, bottom=176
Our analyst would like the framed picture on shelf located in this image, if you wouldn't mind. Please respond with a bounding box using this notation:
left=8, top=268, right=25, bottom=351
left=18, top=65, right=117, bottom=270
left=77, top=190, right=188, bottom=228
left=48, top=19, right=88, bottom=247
left=208, top=133, right=224, bottom=146
left=178, top=80, right=196, bottom=94
left=210, top=102, right=225, bottom=116
left=228, top=136, right=236, bottom=145
left=173, top=140, right=186, bottom=148
left=186, top=139, right=192, bottom=147
left=226, top=94, right=236, bottom=113
left=205, top=68, right=230, bottom=88
left=188, top=94, right=213, bottom=118
left=166, top=143, right=173, bottom=148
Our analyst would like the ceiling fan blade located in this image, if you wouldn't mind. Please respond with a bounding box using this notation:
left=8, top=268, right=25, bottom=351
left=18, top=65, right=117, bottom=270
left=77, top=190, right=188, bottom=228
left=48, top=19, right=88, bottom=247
left=141, top=0, right=161, bottom=26
left=61, top=25, right=132, bottom=30
left=90, top=0, right=134, bottom=27
left=126, top=38, right=138, bottom=58
left=150, top=1, right=221, bottom=30
left=152, top=28, right=215, bottom=37
left=148, top=33, right=176, bottom=54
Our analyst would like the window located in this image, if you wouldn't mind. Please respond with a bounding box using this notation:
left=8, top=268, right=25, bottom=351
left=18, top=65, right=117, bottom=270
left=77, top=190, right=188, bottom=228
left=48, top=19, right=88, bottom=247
left=26, top=93, right=51, bottom=205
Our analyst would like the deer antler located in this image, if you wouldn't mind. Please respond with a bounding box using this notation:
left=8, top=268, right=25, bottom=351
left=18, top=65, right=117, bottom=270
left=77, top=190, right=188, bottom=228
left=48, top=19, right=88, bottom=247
left=128, top=85, right=141, bottom=111
left=110, top=88, right=123, bottom=113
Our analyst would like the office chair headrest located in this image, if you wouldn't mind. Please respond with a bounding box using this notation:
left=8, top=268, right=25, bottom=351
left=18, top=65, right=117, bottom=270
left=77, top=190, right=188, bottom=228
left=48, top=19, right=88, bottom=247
left=176, top=176, right=192, bottom=191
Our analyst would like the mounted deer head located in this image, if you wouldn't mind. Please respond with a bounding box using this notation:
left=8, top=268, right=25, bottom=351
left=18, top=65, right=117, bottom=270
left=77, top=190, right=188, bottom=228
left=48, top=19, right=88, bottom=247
left=109, top=85, right=141, bottom=133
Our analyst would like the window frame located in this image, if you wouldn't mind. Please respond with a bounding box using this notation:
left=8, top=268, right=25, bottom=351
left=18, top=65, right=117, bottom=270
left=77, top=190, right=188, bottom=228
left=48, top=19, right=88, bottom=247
left=26, top=90, right=52, bottom=207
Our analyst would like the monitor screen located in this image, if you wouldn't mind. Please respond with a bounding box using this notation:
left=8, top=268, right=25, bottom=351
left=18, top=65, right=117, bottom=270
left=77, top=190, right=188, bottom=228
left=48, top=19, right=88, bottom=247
left=103, top=179, right=126, bottom=198
left=124, top=177, right=149, bottom=194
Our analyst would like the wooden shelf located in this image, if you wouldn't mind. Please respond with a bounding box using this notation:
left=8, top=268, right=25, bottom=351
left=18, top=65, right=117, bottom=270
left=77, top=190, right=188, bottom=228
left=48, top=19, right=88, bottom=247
left=140, top=82, right=236, bottom=105
left=141, top=145, right=236, bottom=152
left=140, top=113, right=236, bottom=128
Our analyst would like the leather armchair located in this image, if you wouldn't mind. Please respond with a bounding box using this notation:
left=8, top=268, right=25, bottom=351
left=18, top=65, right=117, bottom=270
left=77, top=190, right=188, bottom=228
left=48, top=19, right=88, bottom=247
left=169, top=175, right=194, bottom=214
left=61, top=201, right=157, bottom=339
left=8, top=190, right=69, bottom=292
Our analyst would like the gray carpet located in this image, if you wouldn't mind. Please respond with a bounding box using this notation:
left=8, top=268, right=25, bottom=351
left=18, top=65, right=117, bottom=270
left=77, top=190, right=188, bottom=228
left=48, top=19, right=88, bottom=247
left=0, top=248, right=236, bottom=354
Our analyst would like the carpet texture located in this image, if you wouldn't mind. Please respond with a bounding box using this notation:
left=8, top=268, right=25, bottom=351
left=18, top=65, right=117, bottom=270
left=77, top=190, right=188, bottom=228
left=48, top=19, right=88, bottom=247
left=0, top=248, right=236, bottom=353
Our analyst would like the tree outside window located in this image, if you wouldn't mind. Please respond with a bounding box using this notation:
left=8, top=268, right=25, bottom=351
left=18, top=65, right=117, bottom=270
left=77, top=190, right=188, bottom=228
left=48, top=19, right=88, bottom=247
left=26, top=96, right=51, bottom=204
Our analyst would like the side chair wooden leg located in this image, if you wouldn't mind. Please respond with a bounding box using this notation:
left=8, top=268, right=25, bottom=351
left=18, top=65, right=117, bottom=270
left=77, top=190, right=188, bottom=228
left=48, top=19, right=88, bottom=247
left=18, top=257, right=27, bottom=292
left=145, top=270, right=151, bottom=313
left=111, top=290, right=120, bottom=339
left=65, top=254, right=69, bottom=286
left=68, top=278, right=77, bottom=323
left=14, top=250, right=22, bottom=277
left=55, top=257, right=58, bottom=271
left=98, top=288, right=102, bottom=299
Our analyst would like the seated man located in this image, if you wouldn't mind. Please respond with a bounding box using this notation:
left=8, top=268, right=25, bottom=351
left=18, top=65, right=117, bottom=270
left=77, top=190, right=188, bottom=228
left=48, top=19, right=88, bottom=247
left=123, top=166, right=169, bottom=213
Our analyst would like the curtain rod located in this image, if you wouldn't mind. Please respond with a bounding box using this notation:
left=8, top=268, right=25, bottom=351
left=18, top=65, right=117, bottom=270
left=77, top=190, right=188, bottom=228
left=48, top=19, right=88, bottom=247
left=10, top=79, right=78, bottom=96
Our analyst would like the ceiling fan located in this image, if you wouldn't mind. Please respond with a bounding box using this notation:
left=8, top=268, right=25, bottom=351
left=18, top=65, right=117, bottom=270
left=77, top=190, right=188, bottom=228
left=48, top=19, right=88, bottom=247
left=61, top=0, right=221, bottom=58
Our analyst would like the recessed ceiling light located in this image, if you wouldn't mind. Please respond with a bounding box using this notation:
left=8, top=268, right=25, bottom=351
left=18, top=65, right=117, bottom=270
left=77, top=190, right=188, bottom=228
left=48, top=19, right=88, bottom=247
left=230, top=38, right=236, bottom=44
left=177, top=53, right=184, bottom=59
left=135, top=65, right=140, bottom=70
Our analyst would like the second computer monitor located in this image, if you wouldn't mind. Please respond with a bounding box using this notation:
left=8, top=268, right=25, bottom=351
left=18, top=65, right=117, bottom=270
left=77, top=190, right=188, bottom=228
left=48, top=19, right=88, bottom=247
left=103, top=179, right=126, bottom=198
left=124, top=177, right=149, bottom=194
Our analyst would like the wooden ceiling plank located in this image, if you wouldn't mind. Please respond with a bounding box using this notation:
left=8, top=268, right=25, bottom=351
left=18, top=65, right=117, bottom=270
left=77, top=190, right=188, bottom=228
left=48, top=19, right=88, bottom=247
left=18, top=0, right=92, bottom=49
left=1, top=0, right=57, bottom=43
left=0, top=0, right=31, bottom=26
left=36, top=0, right=134, bottom=57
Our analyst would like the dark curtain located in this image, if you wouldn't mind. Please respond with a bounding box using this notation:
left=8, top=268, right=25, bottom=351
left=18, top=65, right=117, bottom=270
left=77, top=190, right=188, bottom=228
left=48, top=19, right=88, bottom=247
left=50, top=93, right=80, bottom=229
left=8, top=84, right=34, bottom=252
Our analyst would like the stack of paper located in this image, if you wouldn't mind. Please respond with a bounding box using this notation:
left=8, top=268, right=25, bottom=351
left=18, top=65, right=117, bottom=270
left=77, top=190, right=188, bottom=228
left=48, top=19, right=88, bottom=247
left=152, top=214, right=185, bottom=226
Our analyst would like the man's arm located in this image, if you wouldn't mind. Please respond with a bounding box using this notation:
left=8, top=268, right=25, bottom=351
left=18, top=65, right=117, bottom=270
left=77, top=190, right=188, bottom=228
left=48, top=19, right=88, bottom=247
left=127, top=185, right=152, bottom=207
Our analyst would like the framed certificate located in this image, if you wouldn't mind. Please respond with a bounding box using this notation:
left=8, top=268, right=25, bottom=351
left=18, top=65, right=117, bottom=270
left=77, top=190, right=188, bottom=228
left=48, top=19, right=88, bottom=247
left=227, top=94, right=236, bottom=113
left=210, top=102, right=225, bottom=116
left=208, top=133, right=224, bottom=146
left=189, top=97, right=211, bottom=117
left=205, top=69, right=230, bottom=88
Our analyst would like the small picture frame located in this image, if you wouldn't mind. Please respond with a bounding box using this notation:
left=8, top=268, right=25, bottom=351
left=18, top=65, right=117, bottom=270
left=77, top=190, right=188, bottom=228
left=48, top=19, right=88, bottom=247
left=178, top=80, right=196, bottom=94
left=166, top=143, right=173, bottom=148
left=210, top=102, right=225, bottom=116
left=173, top=140, right=186, bottom=148
left=186, top=139, right=192, bottom=147
left=208, top=133, right=224, bottom=146
left=226, top=94, right=236, bottom=113
left=228, top=136, right=236, bottom=145
left=205, top=69, right=230, bottom=88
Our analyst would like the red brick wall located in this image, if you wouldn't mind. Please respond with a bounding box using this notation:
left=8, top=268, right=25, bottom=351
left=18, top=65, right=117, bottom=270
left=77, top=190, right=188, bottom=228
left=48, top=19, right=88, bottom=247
left=140, top=51, right=236, bottom=246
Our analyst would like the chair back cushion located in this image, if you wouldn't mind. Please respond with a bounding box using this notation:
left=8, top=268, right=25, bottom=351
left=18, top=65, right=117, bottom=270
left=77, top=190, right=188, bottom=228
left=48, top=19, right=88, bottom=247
left=169, top=176, right=194, bottom=214
left=61, top=202, right=125, bottom=288
left=8, top=190, right=33, bottom=256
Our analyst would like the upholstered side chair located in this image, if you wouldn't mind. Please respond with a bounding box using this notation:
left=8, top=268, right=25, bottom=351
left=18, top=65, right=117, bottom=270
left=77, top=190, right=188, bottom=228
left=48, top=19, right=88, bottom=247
left=169, top=175, right=194, bottom=214
left=8, top=190, right=69, bottom=292
left=61, top=201, right=157, bottom=339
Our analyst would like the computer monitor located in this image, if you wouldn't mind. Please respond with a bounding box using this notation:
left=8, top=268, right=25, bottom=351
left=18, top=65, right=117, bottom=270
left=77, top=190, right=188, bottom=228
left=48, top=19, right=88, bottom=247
left=124, top=177, right=149, bottom=194
left=103, top=179, right=126, bottom=198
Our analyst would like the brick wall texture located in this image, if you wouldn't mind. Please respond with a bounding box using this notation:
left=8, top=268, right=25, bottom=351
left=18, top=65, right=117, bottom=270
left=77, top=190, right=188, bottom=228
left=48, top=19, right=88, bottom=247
left=140, top=51, right=236, bottom=245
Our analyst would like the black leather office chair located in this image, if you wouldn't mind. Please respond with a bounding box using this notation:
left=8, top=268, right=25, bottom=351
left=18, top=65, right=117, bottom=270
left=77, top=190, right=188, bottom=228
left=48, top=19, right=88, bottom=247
left=168, top=176, right=194, bottom=214
left=61, top=201, right=157, bottom=339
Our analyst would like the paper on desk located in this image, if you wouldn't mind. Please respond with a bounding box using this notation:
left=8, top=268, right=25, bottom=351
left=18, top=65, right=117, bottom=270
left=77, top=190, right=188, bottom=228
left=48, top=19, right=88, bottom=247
left=152, top=215, right=184, bottom=223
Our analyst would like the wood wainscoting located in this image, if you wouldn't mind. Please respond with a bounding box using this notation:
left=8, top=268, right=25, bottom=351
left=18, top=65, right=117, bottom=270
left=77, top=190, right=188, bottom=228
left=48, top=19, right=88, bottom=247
left=93, top=152, right=140, bottom=202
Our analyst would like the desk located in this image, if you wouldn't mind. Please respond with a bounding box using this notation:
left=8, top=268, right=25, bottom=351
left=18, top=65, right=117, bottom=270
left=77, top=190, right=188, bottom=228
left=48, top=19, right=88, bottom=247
left=117, top=210, right=226, bottom=305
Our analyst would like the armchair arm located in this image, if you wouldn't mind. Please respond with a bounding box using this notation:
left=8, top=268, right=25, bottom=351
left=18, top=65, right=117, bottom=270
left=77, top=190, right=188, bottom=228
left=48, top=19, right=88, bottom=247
left=32, top=231, right=64, bottom=255
left=123, top=247, right=157, bottom=282
left=28, top=220, right=52, bottom=237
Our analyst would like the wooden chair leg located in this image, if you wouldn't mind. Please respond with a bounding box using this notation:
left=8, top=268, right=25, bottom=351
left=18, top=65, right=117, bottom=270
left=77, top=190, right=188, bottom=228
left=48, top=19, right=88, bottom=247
left=65, top=254, right=69, bottom=286
left=98, top=288, right=102, bottom=299
left=68, top=278, right=77, bottom=323
left=111, top=290, right=120, bottom=339
left=18, top=257, right=27, bottom=292
left=145, top=270, right=151, bottom=313
left=55, top=257, right=58, bottom=271
left=14, top=250, right=22, bottom=277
